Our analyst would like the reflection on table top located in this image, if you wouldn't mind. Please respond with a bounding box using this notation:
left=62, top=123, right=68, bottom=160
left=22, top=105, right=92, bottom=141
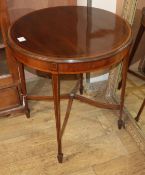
left=9, top=6, right=131, bottom=63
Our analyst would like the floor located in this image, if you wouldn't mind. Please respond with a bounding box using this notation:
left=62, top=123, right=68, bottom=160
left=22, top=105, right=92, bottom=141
left=0, top=75, right=145, bottom=175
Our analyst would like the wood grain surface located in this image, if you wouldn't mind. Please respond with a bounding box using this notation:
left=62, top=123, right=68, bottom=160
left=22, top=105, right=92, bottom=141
left=9, top=6, right=131, bottom=63
left=0, top=77, right=144, bottom=174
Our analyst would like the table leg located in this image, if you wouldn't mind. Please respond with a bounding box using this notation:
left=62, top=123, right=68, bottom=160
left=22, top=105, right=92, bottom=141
left=118, top=55, right=129, bottom=129
left=52, top=74, right=63, bottom=163
left=135, top=99, right=145, bottom=122
left=80, top=74, right=84, bottom=95
left=86, top=73, right=90, bottom=83
left=18, top=62, right=30, bottom=118
left=61, top=95, right=74, bottom=138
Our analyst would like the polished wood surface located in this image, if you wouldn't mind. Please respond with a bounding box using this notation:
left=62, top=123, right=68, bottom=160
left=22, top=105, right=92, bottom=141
left=0, top=75, right=20, bottom=111
left=0, top=0, right=77, bottom=117
left=0, top=0, right=24, bottom=116
left=8, top=6, right=132, bottom=163
left=9, top=6, right=131, bottom=64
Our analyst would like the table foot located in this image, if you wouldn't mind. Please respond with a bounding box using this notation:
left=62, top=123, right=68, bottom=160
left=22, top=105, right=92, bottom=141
left=118, top=119, right=125, bottom=129
left=79, top=74, right=84, bottom=95
left=57, top=153, right=63, bottom=163
left=118, top=48, right=130, bottom=130
left=25, top=109, right=30, bottom=118
left=80, top=88, right=83, bottom=95
left=135, top=117, right=139, bottom=122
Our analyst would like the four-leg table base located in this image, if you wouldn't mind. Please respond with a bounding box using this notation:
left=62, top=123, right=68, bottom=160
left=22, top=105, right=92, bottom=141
left=24, top=76, right=126, bottom=163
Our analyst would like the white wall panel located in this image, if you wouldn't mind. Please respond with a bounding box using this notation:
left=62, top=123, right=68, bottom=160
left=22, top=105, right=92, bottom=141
left=77, top=0, right=116, bottom=13
left=92, top=0, right=116, bottom=13
left=77, top=0, right=87, bottom=6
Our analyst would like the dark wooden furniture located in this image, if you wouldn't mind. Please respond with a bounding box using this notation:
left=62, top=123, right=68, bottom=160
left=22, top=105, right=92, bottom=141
left=135, top=98, right=145, bottom=122
left=0, top=0, right=77, bottom=117
left=129, top=7, right=145, bottom=80
left=128, top=7, right=145, bottom=122
left=0, top=0, right=25, bottom=116
left=8, top=6, right=132, bottom=163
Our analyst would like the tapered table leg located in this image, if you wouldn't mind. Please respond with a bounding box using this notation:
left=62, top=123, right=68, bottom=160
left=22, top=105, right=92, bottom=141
left=52, top=74, right=63, bottom=163
left=118, top=54, right=130, bottom=129
left=61, top=95, right=74, bottom=138
left=86, top=73, right=90, bottom=83
left=18, top=62, right=30, bottom=118
left=80, top=74, right=84, bottom=95
left=135, top=99, right=145, bottom=122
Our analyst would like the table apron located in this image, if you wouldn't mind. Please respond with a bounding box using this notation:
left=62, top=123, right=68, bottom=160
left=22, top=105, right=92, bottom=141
left=12, top=48, right=128, bottom=74
left=58, top=51, right=128, bottom=74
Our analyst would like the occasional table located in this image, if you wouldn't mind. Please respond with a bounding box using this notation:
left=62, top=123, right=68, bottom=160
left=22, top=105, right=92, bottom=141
left=8, top=6, right=132, bottom=163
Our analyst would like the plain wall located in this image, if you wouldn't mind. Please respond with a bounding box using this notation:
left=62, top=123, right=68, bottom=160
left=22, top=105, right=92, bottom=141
left=77, top=0, right=116, bottom=13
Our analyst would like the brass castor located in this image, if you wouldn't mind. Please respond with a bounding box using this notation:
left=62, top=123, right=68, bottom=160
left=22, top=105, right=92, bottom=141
left=57, top=153, right=63, bottom=163
left=118, top=119, right=125, bottom=129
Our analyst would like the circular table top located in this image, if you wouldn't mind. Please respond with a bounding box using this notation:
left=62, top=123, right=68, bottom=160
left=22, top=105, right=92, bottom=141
left=9, top=6, right=132, bottom=63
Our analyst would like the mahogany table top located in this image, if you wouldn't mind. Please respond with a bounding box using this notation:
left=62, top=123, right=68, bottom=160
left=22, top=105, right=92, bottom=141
left=9, top=6, right=132, bottom=63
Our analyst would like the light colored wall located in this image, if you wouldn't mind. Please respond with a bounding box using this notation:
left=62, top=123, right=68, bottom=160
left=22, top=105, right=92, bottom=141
left=116, top=0, right=124, bottom=15
left=77, top=0, right=116, bottom=13
left=77, top=0, right=87, bottom=6
left=92, top=0, right=116, bottom=13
